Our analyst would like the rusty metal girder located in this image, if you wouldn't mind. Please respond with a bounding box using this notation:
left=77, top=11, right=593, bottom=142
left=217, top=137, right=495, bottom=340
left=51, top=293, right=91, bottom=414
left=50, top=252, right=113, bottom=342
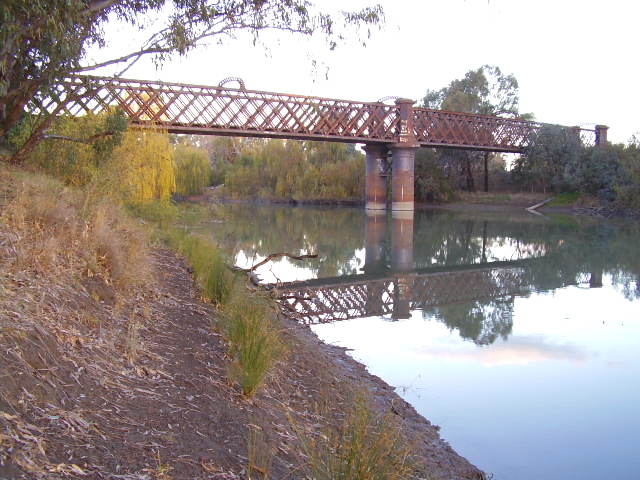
left=39, top=75, right=598, bottom=152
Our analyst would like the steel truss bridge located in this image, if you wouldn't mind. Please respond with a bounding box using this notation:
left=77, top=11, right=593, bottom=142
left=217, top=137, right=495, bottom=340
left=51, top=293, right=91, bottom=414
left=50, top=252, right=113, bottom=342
left=44, top=75, right=608, bottom=211
left=274, top=260, right=594, bottom=324
left=47, top=76, right=604, bottom=152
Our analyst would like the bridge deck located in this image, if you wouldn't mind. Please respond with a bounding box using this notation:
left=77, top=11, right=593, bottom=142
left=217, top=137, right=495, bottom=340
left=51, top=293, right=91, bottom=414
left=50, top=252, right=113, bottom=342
left=43, top=76, right=598, bottom=152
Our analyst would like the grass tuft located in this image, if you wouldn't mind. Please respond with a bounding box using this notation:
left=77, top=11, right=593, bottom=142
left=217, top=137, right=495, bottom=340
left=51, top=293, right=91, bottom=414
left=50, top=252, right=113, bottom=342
left=292, top=392, right=416, bottom=480
left=222, top=291, right=282, bottom=397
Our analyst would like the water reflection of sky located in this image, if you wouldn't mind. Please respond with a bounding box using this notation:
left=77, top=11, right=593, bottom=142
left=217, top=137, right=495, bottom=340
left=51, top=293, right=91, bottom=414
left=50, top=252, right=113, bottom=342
left=312, top=277, right=640, bottom=480
left=235, top=248, right=367, bottom=283
left=225, top=207, right=640, bottom=480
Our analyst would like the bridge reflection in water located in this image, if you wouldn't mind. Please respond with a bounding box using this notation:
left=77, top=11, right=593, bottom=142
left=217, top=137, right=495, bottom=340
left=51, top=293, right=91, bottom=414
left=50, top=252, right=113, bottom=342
left=274, top=212, right=600, bottom=325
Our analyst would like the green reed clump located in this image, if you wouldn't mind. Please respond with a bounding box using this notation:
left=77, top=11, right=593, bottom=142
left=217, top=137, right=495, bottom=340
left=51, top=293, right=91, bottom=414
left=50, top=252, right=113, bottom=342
left=222, top=292, right=282, bottom=397
left=167, top=231, right=233, bottom=306
left=293, top=393, right=416, bottom=480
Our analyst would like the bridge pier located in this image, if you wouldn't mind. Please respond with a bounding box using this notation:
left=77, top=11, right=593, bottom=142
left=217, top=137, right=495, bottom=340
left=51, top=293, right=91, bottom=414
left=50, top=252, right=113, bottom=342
left=595, top=125, right=609, bottom=146
left=390, top=98, right=419, bottom=212
left=364, top=144, right=389, bottom=210
left=390, top=145, right=417, bottom=211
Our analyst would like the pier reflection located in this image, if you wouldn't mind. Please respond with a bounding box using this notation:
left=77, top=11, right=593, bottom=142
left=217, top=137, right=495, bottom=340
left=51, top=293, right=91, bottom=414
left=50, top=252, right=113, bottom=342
left=274, top=212, right=597, bottom=342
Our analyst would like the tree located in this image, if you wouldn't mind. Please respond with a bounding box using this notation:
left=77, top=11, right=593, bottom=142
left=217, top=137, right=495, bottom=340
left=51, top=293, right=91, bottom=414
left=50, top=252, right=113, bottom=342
left=174, top=143, right=212, bottom=195
left=513, top=124, right=582, bottom=193
left=111, top=129, right=176, bottom=201
left=421, top=65, right=529, bottom=192
left=1, top=0, right=384, bottom=163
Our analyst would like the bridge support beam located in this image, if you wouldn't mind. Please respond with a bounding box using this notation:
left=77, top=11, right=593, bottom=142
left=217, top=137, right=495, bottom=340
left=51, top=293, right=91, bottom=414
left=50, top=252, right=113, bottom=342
left=364, top=144, right=389, bottom=210
left=390, top=145, right=418, bottom=211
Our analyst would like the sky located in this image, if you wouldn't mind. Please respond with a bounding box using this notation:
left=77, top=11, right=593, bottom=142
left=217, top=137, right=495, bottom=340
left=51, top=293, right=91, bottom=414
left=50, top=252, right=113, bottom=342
left=88, top=0, right=639, bottom=143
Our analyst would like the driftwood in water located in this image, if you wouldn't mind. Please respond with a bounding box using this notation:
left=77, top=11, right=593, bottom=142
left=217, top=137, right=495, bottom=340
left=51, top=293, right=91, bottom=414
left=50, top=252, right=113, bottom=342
left=232, top=252, right=318, bottom=286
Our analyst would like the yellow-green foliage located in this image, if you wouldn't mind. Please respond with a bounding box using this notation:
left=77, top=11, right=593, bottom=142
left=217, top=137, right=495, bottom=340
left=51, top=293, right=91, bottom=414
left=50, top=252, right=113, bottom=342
left=23, top=113, right=176, bottom=205
left=173, top=145, right=212, bottom=195
left=166, top=231, right=233, bottom=305
left=221, top=139, right=365, bottom=201
left=27, top=110, right=126, bottom=187
left=111, top=129, right=176, bottom=201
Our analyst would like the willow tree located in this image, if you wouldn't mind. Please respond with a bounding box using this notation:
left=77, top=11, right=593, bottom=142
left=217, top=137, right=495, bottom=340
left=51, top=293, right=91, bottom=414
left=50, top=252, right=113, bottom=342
left=0, top=0, right=384, bottom=163
left=112, top=129, right=176, bottom=201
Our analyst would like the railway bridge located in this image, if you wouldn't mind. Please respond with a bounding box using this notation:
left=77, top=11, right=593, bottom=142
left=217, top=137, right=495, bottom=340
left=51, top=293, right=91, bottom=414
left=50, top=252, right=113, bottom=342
left=48, top=76, right=608, bottom=211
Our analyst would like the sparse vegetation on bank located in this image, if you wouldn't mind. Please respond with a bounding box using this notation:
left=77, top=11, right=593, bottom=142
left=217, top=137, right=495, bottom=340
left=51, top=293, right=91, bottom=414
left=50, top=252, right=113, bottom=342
left=291, top=393, right=416, bottom=480
left=2, top=163, right=475, bottom=479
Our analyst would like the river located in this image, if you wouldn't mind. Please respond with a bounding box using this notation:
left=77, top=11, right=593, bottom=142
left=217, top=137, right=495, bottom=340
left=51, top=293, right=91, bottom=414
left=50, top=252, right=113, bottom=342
left=202, top=203, right=640, bottom=480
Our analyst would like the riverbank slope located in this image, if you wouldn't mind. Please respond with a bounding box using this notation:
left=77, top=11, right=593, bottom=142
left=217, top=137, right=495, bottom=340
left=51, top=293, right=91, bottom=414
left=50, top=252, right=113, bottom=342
left=0, top=169, right=484, bottom=479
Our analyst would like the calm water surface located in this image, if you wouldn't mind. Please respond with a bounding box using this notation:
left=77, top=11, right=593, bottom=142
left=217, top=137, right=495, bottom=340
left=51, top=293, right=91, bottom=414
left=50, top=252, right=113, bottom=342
left=206, top=204, right=640, bottom=480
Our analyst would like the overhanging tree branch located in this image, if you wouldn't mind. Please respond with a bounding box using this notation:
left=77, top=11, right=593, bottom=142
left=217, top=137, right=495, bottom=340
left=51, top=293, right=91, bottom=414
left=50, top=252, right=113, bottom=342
left=1, top=1, right=384, bottom=164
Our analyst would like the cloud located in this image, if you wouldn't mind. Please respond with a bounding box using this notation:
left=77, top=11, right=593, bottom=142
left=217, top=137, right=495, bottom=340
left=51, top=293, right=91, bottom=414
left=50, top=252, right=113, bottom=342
left=408, top=335, right=589, bottom=367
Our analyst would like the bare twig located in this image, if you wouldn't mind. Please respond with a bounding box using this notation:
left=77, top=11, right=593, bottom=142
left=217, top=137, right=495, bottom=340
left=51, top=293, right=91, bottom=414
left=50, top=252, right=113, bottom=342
left=233, top=252, right=318, bottom=274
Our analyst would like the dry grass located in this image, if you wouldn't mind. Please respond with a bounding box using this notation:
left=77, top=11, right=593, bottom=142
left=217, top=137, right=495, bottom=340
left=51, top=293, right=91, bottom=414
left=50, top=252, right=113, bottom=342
left=0, top=166, right=157, bottom=476
left=290, top=391, right=417, bottom=480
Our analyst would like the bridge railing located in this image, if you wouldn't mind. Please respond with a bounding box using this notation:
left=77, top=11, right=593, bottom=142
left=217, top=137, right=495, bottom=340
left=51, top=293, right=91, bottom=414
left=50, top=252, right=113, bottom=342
left=413, top=108, right=597, bottom=151
left=35, top=76, right=598, bottom=151
left=43, top=76, right=402, bottom=143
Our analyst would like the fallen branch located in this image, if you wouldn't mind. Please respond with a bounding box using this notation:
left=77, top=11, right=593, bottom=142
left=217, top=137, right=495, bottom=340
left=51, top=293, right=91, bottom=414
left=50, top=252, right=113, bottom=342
left=232, top=252, right=318, bottom=273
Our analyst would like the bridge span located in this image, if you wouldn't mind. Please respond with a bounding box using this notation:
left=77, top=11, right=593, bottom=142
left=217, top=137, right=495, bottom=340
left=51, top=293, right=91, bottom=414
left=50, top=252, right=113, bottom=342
left=273, top=259, right=596, bottom=324
left=46, top=75, right=608, bottom=211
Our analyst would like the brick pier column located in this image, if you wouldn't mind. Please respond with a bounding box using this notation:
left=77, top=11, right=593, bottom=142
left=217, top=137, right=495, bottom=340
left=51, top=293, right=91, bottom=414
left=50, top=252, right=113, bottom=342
left=595, top=125, right=609, bottom=146
left=390, top=146, right=417, bottom=211
left=364, top=144, right=389, bottom=210
left=391, top=98, right=419, bottom=211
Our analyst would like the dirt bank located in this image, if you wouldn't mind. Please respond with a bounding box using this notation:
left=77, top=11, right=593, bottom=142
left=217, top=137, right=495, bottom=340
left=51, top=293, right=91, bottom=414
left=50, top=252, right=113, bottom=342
left=1, top=245, right=485, bottom=479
